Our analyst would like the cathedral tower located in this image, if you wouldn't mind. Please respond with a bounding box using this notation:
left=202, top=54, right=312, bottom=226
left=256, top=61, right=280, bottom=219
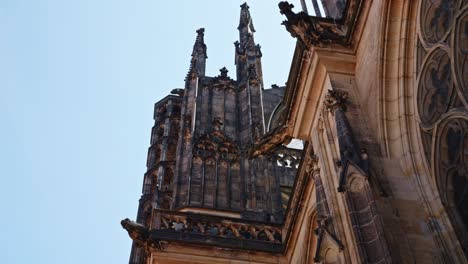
left=124, top=3, right=300, bottom=264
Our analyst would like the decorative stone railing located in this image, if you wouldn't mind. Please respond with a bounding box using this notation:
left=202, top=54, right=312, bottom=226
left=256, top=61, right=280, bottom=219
left=122, top=209, right=285, bottom=253
left=272, top=146, right=303, bottom=168
left=152, top=209, right=283, bottom=244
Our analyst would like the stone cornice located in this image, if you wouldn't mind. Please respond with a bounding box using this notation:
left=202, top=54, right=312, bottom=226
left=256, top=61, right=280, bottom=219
left=121, top=209, right=284, bottom=253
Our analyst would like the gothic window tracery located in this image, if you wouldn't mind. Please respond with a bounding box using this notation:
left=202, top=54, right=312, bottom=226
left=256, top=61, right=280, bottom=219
left=416, top=0, right=468, bottom=255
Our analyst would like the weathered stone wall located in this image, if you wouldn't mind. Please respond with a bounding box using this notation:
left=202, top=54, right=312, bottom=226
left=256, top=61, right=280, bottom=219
left=278, top=0, right=468, bottom=263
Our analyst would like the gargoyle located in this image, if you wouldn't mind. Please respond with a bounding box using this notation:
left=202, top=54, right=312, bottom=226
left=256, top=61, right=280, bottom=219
left=121, top=218, right=165, bottom=251
left=247, top=125, right=292, bottom=158
left=121, top=218, right=149, bottom=247
left=279, top=1, right=350, bottom=47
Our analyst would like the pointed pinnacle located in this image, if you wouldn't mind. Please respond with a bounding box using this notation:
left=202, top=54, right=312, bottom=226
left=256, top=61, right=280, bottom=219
left=238, top=2, right=255, bottom=32
left=192, top=28, right=207, bottom=58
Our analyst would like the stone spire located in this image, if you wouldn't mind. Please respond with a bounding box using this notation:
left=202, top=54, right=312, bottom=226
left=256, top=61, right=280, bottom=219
left=189, top=28, right=207, bottom=78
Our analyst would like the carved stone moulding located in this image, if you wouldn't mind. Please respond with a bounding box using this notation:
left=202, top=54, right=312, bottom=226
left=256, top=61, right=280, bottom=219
left=417, top=47, right=455, bottom=128
left=419, top=0, right=458, bottom=46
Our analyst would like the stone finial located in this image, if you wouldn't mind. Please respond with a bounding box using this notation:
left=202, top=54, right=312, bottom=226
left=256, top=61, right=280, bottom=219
left=323, top=90, right=348, bottom=113
left=196, top=27, right=205, bottom=35
left=219, top=67, right=229, bottom=78
left=278, top=1, right=295, bottom=16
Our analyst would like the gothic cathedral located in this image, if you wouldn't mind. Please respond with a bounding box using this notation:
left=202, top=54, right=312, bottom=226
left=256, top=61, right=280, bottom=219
left=123, top=1, right=468, bottom=263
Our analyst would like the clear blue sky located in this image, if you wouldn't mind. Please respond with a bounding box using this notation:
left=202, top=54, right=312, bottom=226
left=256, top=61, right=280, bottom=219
left=0, top=1, right=296, bottom=263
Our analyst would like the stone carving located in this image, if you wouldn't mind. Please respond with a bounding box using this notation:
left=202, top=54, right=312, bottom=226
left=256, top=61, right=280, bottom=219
left=305, top=153, right=319, bottom=176
left=157, top=211, right=282, bottom=243
left=270, top=146, right=302, bottom=169
left=123, top=209, right=283, bottom=252
left=323, top=89, right=348, bottom=113
left=121, top=218, right=150, bottom=247
left=219, top=67, right=229, bottom=78
left=417, top=48, right=454, bottom=127
left=194, top=130, right=239, bottom=158
left=278, top=0, right=364, bottom=47
left=212, top=117, right=223, bottom=131
left=247, top=125, right=292, bottom=158
left=248, top=64, right=260, bottom=85
left=186, top=57, right=199, bottom=80
left=279, top=2, right=345, bottom=46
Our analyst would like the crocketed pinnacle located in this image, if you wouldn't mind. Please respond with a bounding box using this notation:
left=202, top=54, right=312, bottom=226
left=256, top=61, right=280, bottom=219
left=238, top=2, right=255, bottom=33
left=192, top=28, right=207, bottom=59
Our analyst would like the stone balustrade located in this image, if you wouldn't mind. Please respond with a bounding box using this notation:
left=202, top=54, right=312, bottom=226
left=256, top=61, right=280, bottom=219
left=152, top=209, right=283, bottom=244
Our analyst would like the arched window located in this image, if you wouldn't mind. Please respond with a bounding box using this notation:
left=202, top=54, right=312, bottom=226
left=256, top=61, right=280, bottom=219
left=435, top=118, right=468, bottom=254
left=416, top=0, right=467, bottom=255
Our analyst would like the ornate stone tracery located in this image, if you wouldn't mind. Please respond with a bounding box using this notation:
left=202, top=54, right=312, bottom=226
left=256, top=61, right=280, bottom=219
left=417, top=47, right=455, bottom=128
left=434, top=116, right=468, bottom=254
left=419, top=0, right=457, bottom=46
left=416, top=0, right=468, bottom=256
